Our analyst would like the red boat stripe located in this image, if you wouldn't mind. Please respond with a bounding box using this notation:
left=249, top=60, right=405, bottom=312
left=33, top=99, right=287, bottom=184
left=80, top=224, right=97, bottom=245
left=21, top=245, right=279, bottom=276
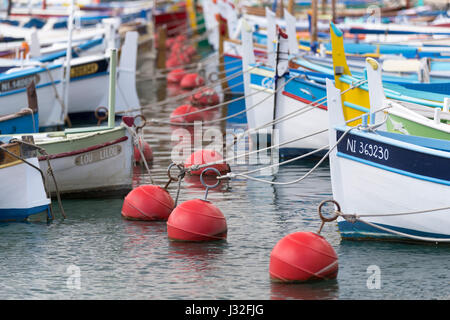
left=38, top=136, right=128, bottom=161
left=282, top=91, right=328, bottom=111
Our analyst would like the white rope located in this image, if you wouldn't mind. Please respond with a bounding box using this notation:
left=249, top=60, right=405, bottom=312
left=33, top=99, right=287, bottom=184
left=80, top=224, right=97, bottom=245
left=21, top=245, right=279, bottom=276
left=219, top=126, right=356, bottom=185
left=124, top=124, right=154, bottom=184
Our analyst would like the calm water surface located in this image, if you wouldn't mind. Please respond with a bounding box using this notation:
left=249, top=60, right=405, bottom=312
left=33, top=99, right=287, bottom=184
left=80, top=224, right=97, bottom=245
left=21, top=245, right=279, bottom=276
left=0, top=52, right=449, bottom=300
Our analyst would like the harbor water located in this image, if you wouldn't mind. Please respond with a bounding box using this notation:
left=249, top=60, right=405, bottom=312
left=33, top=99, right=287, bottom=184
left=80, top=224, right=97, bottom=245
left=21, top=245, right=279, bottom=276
left=0, top=52, right=449, bottom=300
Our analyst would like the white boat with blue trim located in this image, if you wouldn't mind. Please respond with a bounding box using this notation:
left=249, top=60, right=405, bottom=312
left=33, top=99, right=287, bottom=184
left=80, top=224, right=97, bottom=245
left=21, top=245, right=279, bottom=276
left=326, top=77, right=450, bottom=242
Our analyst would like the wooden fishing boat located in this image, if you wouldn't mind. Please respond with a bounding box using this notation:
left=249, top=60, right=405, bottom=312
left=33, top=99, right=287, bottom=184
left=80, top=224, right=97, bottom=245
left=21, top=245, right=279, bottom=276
left=1, top=46, right=136, bottom=198
left=365, top=58, right=450, bottom=140
left=326, top=78, right=450, bottom=242
left=240, top=18, right=450, bottom=158
left=0, top=30, right=140, bottom=126
left=0, top=138, right=51, bottom=221
left=0, top=60, right=65, bottom=129
left=29, top=124, right=134, bottom=198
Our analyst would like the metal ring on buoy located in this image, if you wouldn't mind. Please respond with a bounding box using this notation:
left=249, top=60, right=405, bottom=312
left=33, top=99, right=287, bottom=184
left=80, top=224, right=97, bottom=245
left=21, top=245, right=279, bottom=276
left=317, top=199, right=341, bottom=223
left=95, top=106, right=108, bottom=126
left=200, top=167, right=221, bottom=201
left=164, top=163, right=185, bottom=189
left=134, top=114, right=147, bottom=133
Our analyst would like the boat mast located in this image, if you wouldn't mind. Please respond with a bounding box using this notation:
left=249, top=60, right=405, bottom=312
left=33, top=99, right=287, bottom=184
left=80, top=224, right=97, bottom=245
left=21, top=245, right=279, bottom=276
left=108, top=48, right=117, bottom=128
left=311, top=0, right=318, bottom=52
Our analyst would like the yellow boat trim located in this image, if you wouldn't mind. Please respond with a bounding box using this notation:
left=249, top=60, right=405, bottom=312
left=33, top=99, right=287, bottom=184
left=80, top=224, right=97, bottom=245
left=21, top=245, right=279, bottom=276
left=186, top=0, right=197, bottom=30
left=330, top=22, right=370, bottom=126
left=0, top=159, right=22, bottom=170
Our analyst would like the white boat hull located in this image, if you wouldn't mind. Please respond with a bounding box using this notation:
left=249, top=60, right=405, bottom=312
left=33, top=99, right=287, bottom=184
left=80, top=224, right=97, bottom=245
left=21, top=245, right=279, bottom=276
left=0, top=158, right=51, bottom=221
left=38, top=132, right=134, bottom=197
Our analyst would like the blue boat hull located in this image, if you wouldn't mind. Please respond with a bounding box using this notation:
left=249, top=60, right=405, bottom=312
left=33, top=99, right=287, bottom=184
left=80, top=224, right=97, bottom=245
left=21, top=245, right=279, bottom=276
left=223, top=54, right=247, bottom=124
left=0, top=204, right=51, bottom=222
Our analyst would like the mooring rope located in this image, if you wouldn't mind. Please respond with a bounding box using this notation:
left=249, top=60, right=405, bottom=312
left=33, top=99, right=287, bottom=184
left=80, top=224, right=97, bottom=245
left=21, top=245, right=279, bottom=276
left=218, top=126, right=356, bottom=185
left=317, top=199, right=450, bottom=243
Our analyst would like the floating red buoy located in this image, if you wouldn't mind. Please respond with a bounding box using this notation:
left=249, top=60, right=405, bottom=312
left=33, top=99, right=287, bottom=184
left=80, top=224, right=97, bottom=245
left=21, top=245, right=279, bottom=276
left=167, top=68, right=186, bottom=83
left=134, top=138, right=153, bottom=163
left=184, top=149, right=230, bottom=176
left=167, top=199, right=227, bottom=241
left=269, top=232, right=338, bottom=283
left=189, top=87, right=220, bottom=107
left=184, top=45, right=197, bottom=58
left=180, top=73, right=205, bottom=89
left=122, top=185, right=174, bottom=221
left=170, top=104, right=204, bottom=124
left=175, top=34, right=187, bottom=43
left=166, top=57, right=181, bottom=69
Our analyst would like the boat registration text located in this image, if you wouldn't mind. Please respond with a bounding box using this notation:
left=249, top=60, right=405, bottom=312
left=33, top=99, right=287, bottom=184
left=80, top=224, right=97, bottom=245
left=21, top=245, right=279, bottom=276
left=75, top=145, right=122, bottom=166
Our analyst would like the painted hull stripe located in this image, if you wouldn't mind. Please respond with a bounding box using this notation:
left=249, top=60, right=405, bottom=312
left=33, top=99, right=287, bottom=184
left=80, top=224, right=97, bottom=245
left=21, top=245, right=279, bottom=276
left=338, top=220, right=450, bottom=240
left=38, top=136, right=128, bottom=161
left=70, top=71, right=109, bottom=82
left=337, top=152, right=450, bottom=186
left=0, top=204, right=50, bottom=221
left=0, top=80, right=61, bottom=97
left=282, top=91, right=328, bottom=110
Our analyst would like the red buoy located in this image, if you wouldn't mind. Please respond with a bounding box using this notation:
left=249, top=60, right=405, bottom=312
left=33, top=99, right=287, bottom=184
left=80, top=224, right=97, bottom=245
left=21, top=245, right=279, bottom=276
left=122, top=185, right=174, bottom=221
left=269, top=232, right=338, bottom=283
left=175, top=34, right=187, bottom=43
left=167, top=199, right=227, bottom=241
left=180, top=73, right=205, bottom=89
left=185, top=45, right=197, bottom=58
left=189, top=87, right=220, bottom=107
left=166, top=57, right=181, bottom=69
left=170, top=104, right=204, bottom=124
left=134, top=138, right=153, bottom=163
left=166, top=37, right=176, bottom=49
left=184, top=149, right=230, bottom=176
left=167, top=68, right=186, bottom=83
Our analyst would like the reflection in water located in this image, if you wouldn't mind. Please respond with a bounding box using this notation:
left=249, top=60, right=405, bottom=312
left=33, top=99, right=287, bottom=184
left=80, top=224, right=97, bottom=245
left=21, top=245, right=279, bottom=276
left=270, top=280, right=339, bottom=300
left=167, top=241, right=227, bottom=279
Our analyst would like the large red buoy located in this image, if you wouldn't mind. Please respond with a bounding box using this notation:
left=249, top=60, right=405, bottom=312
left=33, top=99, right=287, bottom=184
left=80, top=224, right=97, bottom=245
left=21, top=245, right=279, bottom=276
left=184, top=149, right=230, bottom=176
left=170, top=104, right=204, bottom=124
left=134, top=138, right=153, bottom=163
left=189, top=87, right=220, bottom=107
left=167, top=199, right=227, bottom=241
left=167, top=68, right=186, bottom=83
left=269, top=232, right=338, bottom=283
left=122, top=185, right=174, bottom=221
left=180, top=73, right=205, bottom=89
